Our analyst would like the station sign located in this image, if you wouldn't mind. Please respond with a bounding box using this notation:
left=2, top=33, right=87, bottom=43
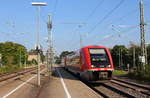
left=139, top=56, right=145, bottom=63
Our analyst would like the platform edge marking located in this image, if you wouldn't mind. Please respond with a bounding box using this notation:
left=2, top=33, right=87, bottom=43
left=2, top=69, right=46, bottom=98
left=56, top=68, right=71, bottom=98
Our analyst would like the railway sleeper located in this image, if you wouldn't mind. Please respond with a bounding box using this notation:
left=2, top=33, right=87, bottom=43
left=102, top=83, right=136, bottom=98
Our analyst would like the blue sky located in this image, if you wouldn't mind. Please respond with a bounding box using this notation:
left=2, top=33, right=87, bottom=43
left=0, top=0, right=150, bottom=55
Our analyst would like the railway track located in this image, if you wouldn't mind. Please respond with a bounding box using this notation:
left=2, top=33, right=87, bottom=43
left=0, top=65, right=45, bottom=82
left=63, top=67, right=150, bottom=98
left=65, top=68, right=129, bottom=97
left=88, top=78, right=150, bottom=98
left=111, top=78, right=150, bottom=96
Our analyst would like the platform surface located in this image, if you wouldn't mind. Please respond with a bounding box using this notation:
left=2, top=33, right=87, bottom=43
left=38, top=66, right=102, bottom=98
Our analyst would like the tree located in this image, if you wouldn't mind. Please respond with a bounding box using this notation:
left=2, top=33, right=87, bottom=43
left=55, top=51, right=74, bottom=64
left=55, top=56, right=61, bottom=64
left=147, top=45, right=150, bottom=64
left=111, top=45, right=129, bottom=68
left=39, top=50, right=45, bottom=63
left=60, top=51, right=74, bottom=59
left=0, top=42, right=27, bottom=66
left=128, top=44, right=141, bottom=68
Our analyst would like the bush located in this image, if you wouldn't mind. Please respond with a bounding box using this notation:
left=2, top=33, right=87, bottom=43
left=129, top=64, right=150, bottom=82
left=31, top=59, right=37, bottom=65
left=0, top=66, right=23, bottom=74
left=113, top=70, right=128, bottom=76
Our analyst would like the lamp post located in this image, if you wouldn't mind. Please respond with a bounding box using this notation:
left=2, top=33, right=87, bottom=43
left=31, top=2, right=47, bottom=86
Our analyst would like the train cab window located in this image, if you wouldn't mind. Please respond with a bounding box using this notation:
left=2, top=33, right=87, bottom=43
left=89, top=48, right=110, bottom=65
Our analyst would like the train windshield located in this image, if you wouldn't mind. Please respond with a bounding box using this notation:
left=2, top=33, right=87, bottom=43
left=89, top=48, right=110, bottom=65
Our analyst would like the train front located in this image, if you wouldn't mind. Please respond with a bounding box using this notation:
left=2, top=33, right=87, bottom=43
left=81, top=46, right=114, bottom=81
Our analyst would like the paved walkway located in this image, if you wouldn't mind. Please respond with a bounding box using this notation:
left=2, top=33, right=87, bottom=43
left=38, top=66, right=102, bottom=98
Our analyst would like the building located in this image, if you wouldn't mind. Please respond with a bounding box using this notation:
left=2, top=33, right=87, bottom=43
left=28, top=51, right=39, bottom=62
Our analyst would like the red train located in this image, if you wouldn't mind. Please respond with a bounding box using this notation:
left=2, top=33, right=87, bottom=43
left=63, top=45, right=114, bottom=81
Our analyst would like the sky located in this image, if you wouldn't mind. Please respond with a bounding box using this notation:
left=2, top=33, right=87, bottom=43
left=0, top=0, right=150, bottom=55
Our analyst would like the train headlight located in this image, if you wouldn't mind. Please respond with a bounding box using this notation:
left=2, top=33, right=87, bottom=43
left=91, top=65, right=95, bottom=68
left=107, top=65, right=111, bottom=68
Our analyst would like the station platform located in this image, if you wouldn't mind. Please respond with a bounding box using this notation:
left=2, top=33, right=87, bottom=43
left=38, top=66, right=102, bottom=98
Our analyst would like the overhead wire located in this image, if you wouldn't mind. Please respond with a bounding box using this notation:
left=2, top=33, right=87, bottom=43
left=91, top=24, right=139, bottom=47
left=102, top=1, right=140, bottom=46
left=36, top=0, right=58, bottom=52
left=85, top=0, right=105, bottom=21
left=49, top=0, right=58, bottom=55
left=107, top=1, right=150, bottom=45
left=104, top=25, right=138, bottom=44
left=66, top=0, right=105, bottom=50
left=110, top=8, right=139, bottom=24
left=73, top=0, right=105, bottom=33
left=51, top=0, right=58, bottom=51
left=82, top=0, right=126, bottom=46
left=144, top=2, right=150, bottom=44
left=87, top=0, right=125, bottom=34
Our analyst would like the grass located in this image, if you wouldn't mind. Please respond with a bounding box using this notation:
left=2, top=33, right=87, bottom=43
left=0, top=64, right=33, bottom=74
left=128, top=71, right=150, bottom=83
left=113, top=70, right=129, bottom=76
left=128, top=64, right=150, bottom=83
left=0, top=66, right=22, bottom=74
left=113, top=69, right=150, bottom=84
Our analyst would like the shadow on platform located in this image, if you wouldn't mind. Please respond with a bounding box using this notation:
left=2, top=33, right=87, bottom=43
left=15, top=77, right=38, bottom=87
left=52, top=67, right=79, bottom=81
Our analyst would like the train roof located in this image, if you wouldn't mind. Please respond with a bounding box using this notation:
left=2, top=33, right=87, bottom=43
left=81, top=45, right=107, bottom=49
left=65, top=45, right=108, bottom=58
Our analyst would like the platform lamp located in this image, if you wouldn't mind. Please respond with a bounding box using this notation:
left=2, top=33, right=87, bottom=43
left=31, top=2, right=47, bottom=86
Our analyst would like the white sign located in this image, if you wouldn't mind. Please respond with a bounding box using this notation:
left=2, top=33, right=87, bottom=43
left=139, top=56, right=145, bottom=63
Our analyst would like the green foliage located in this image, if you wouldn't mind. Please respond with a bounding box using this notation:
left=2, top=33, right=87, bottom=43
left=40, top=50, right=45, bottom=63
left=128, top=64, right=150, bottom=82
left=0, top=41, right=28, bottom=66
left=55, top=56, right=61, bottom=64
left=31, top=59, right=38, bottom=65
left=113, top=70, right=128, bottom=76
left=110, top=44, right=150, bottom=82
left=54, top=51, right=74, bottom=64
left=145, top=64, right=150, bottom=75
left=111, top=45, right=130, bottom=68
left=138, top=64, right=150, bottom=78
left=110, top=44, right=145, bottom=69
left=147, top=45, right=150, bottom=64
left=0, top=66, right=23, bottom=74
left=60, top=51, right=74, bottom=59
left=128, top=45, right=141, bottom=67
